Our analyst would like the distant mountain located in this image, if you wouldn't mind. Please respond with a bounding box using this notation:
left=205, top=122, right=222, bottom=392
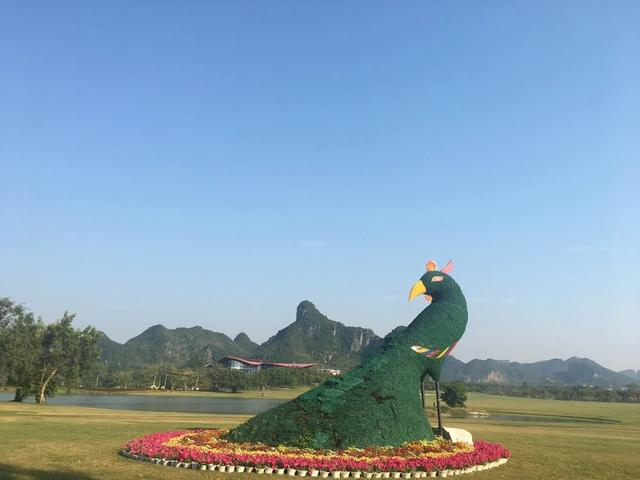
left=619, top=369, right=640, bottom=382
left=258, top=301, right=382, bottom=369
left=99, top=325, right=258, bottom=368
left=97, top=301, right=638, bottom=386
left=234, top=332, right=260, bottom=354
left=440, top=356, right=638, bottom=387
left=97, top=330, right=124, bottom=362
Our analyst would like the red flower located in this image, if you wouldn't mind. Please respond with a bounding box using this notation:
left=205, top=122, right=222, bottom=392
left=122, top=429, right=510, bottom=472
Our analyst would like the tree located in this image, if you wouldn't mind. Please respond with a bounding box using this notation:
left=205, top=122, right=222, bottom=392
left=112, top=370, right=132, bottom=389
left=208, top=362, right=231, bottom=391
left=0, top=298, right=44, bottom=401
left=34, top=312, right=100, bottom=404
left=0, top=298, right=100, bottom=404
left=441, top=382, right=468, bottom=408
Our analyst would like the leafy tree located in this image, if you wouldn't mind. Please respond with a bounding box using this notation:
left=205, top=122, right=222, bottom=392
left=441, top=381, right=468, bottom=408
left=84, top=360, right=108, bottom=389
left=228, top=370, right=248, bottom=393
left=0, top=298, right=100, bottom=404
left=112, top=370, right=132, bottom=389
left=208, top=362, right=231, bottom=391
left=0, top=298, right=44, bottom=401
left=34, top=312, right=100, bottom=404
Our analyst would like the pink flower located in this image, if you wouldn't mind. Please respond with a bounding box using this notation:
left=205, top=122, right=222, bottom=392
left=122, top=429, right=510, bottom=472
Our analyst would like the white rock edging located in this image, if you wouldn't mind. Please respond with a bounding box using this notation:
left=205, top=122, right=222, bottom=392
left=120, top=449, right=508, bottom=477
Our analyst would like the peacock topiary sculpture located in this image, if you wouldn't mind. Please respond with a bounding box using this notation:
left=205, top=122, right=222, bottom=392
left=226, top=260, right=468, bottom=449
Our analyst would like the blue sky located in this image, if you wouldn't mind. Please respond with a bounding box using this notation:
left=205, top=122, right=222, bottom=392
left=1, top=1, right=638, bottom=371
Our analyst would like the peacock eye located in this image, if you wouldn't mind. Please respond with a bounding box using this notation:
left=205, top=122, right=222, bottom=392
left=431, top=276, right=444, bottom=283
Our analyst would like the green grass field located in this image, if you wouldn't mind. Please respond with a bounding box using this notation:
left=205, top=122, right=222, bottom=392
left=1, top=392, right=639, bottom=479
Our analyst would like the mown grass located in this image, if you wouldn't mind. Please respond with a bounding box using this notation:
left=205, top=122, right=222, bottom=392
left=446, top=394, right=640, bottom=479
left=0, top=392, right=639, bottom=479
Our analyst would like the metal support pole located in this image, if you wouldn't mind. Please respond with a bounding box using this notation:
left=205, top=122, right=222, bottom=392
left=435, top=380, right=443, bottom=436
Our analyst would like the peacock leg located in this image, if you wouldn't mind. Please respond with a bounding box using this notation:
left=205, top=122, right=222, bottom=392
left=435, top=380, right=443, bottom=436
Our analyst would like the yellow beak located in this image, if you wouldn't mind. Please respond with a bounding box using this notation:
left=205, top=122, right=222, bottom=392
left=408, top=280, right=427, bottom=301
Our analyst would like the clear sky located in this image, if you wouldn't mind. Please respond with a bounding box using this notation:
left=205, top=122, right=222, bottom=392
left=1, top=1, right=638, bottom=371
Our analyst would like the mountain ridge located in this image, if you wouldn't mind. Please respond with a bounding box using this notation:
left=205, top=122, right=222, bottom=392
left=98, top=301, right=638, bottom=386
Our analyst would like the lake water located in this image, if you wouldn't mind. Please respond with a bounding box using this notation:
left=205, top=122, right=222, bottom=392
left=0, top=392, right=619, bottom=424
left=479, top=412, right=619, bottom=424
left=0, top=392, right=284, bottom=415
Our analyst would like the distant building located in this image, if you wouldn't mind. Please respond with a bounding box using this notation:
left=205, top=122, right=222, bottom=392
left=218, top=355, right=316, bottom=373
left=218, top=356, right=263, bottom=373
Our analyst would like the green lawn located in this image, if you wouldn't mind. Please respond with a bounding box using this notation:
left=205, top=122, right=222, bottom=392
left=1, top=392, right=639, bottom=479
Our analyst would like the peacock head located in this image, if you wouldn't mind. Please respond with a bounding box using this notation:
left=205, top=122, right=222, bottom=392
left=408, top=260, right=456, bottom=303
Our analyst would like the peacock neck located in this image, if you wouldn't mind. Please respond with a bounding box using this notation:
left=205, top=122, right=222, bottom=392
left=430, top=281, right=466, bottom=306
left=412, top=282, right=468, bottom=330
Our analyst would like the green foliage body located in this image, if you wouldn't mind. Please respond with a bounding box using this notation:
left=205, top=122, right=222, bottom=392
left=227, top=270, right=468, bottom=448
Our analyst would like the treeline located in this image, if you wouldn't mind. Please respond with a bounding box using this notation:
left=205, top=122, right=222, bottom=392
left=80, top=362, right=208, bottom=391
left=79, top=362, right=331, bottom=393
left=75, top=360, right=332, bottom=393
left=466, top=382, right=640, bottom=403
left=208, top=363, right=330, bottom=392
left=0, top=298, right=99, bottom=403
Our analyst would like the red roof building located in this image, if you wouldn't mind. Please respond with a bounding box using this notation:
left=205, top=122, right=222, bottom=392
left=218, top=355, right=316, bottom=373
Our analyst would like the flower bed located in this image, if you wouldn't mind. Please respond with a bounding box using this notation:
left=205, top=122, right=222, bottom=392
left=121, top=429, right=510, bottom=477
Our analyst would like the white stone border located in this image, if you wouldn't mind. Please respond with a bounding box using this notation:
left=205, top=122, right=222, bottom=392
left=121, top=450, right=508, bottom=478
